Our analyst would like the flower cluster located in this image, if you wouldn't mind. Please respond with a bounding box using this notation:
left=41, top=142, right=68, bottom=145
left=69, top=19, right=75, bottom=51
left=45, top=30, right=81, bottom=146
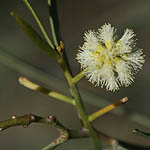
left=77, top=23, right=145, bottom=91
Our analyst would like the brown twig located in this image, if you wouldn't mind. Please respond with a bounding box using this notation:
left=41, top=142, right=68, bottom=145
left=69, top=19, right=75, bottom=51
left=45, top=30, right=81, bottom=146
left=0, top=113, right=149, bottom=150
left=0, top=114, right=69, bottom=150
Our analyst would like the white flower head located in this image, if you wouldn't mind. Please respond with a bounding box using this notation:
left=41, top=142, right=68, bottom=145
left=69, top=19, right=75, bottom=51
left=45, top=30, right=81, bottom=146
left=76, top=23, right=145, bottom=91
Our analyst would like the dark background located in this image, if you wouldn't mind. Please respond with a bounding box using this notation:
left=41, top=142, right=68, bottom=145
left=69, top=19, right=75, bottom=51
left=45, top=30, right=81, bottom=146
left=0, top=0, right=150, bottom=149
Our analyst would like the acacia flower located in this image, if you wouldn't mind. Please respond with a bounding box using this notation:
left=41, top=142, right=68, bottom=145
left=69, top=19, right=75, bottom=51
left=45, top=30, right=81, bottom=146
left=76, top=23, right=145, bottom=91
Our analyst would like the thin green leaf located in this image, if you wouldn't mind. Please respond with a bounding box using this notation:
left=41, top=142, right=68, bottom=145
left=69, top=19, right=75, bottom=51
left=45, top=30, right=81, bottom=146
left=10, top=11, right=58, bottom=59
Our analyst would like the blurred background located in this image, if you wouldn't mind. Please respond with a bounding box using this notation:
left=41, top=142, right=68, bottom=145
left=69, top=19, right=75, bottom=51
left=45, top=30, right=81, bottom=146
left=0, top=0, right=150, bottom=149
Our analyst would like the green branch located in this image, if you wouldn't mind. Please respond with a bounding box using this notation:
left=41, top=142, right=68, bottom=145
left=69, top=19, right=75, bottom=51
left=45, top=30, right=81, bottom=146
left=58, top=55, right=101, bottom=150
left=72, top=70, right=86, bottom=84
left=47, top=2, right=101, bottom=147
left=19, top=77, right=76, bottom=106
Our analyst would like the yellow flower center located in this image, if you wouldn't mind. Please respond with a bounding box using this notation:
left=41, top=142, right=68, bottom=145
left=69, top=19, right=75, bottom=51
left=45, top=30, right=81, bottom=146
left=92, top=43, right=115, bottom=68
left=105, top=40, right=114, bottom=50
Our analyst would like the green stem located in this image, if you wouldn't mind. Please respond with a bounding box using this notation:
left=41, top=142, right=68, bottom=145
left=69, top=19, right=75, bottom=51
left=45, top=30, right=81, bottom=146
left=72, top=70, right=86, bottom=84
left=47, top=0, right=101, bottom=148
left=23, top=0, right=54, bottom=49
left=59, top=56, right=101, bottom=150
left=19, top=77, right=75, bottom=106
left=48, top=0, right=59, bottom=47
left=48, top=91, right=75, bottom=106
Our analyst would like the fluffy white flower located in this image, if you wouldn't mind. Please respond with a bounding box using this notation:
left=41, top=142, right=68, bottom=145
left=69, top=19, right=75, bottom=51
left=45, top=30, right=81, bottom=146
left=76, top=23, right=145, bottom=91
